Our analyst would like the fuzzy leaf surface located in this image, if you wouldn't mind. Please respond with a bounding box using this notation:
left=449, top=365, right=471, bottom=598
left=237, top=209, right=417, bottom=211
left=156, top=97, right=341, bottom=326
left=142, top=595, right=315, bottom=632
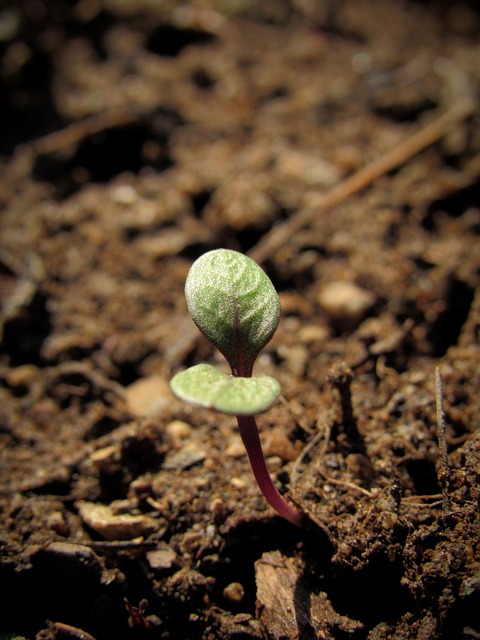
left=170, top=364, right=280, bottom=415
left=184, top=249, right=280, bottom=376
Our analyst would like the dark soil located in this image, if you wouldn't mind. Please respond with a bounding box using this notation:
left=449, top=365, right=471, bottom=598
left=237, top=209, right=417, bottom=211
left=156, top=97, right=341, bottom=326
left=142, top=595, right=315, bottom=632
left=1, top=1, right=479, bottom=639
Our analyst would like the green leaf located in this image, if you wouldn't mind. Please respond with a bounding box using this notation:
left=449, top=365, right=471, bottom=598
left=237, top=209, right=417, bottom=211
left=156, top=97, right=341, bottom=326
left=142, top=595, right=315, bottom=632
left=170, top=364, right=280, bottom=415
left=185, top=249, right=280, bottom=376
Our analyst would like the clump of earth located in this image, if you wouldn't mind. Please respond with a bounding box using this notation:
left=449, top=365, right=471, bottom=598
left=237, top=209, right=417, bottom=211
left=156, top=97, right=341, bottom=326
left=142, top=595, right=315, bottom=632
left=0, top=1, right=479, bottom=639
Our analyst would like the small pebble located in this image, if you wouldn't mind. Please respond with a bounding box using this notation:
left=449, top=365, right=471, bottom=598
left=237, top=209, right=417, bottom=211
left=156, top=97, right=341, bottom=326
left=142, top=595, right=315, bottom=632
left=317, top=281, right=376, bottom=329
left=380, top=511, right=398, bottom=530
left=46, top=511, right=70, bottom=536
left=43, top=541, right=103, bottom=573
left=110, top=184, right=137, bottom=204
left=209, top=496, right=227, bottom=519
left=225, top=436, right=246, bottom=458
left=223, top=582, right=245, bottom=604
left=264, top=427, right=298, bottom=462
left=125, top=375, right=171, bottom=417
left=162, top=446, right=206, bottom=470
left=146, top=543, right=177, bottom=570
left=277, top=344, right=308, bottom=376
left=230, top=477, right=247, bottom=490
left=345, top=453, right=375, bottom=480
left=6, top=364, right=38, bottom=387
left=90, top=445, right=120, bottom=470
left=77, top=501, right=159, bottom=541
left=277, top=149, right=342, bottom=187
left=165, top=420, right=193, bottom=445
left=298, top=324, right=330, bottom=344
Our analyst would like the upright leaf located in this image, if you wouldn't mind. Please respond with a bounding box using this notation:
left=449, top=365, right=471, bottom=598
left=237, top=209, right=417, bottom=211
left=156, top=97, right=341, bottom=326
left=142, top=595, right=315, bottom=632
left=185, top=249, right=280, bottom=376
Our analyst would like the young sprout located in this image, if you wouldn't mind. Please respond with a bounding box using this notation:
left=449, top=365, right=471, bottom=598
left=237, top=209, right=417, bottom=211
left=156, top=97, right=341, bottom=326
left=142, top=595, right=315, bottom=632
left=170, top=249, right=304, bottom=527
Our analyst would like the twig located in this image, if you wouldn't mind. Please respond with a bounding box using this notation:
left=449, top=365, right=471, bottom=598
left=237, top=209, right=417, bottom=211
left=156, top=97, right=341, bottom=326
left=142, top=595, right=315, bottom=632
left=30, top=106, right=136, bottom=156
left=248, top=99, right=475, bottom=264
left=435, top=367, right=452, bottom=515
left=81, top=539, right=159, bottom=551
left=290, top=418, right=331, bottom=492
left=401, top=493, right=443, bottom=502
left=288, top=419, right=333, bottom=537
left=278, top=395, right=315, bottom=434
left=317, top=471, right=374, bottom=498
left=48, top=621, right=97, bottom=640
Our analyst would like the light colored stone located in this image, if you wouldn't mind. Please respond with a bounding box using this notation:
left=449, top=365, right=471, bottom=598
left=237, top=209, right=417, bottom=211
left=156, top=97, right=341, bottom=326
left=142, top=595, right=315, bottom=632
left=225, top=435, right=246, bottom=458
left=77, top=501, right=159, bottom=541
left=165, top=420, right=193, bottom=445
left=277, top=149, right=342, bottom=187
left=163, top=445, right=206, bottom=470
left=223, top=581, right=245, bottom=604
left=125, top=375, right=171, bottom=417
left=298, top=324, right=330, bottom=344
left=317, top=281, right=376, bottom=328
left=146, top=543, right=177, bottom=570
left=277, top=344, right=308, bottom=376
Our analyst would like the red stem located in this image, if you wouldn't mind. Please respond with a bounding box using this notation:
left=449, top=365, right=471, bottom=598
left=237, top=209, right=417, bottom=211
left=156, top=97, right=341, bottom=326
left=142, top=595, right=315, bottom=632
left=235, top=414, right=304, bottom=527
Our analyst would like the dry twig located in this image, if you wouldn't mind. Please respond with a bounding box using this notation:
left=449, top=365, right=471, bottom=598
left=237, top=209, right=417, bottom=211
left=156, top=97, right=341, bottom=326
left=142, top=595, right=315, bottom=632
left=30, top=107, right=136, bottom=156
left=435, top=367, right=452, bottom=515
left=249, top=99, right=475, bottom=264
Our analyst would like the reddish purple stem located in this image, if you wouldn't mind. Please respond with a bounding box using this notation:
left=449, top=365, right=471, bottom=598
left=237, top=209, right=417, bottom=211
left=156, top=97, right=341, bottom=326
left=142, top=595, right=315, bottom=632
left=236, top=414, right=304, bottom=527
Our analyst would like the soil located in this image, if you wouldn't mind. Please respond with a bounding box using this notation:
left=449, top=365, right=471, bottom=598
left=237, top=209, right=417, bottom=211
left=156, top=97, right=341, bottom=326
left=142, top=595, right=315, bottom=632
left=0, top=1, right=479, bottom=639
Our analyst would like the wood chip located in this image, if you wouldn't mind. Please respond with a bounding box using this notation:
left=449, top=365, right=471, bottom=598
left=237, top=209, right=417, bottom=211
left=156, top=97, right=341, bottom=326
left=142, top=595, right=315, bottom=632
left=77, top=501, right=159, bottom=541
left=255, top=550, right=362, bottom=639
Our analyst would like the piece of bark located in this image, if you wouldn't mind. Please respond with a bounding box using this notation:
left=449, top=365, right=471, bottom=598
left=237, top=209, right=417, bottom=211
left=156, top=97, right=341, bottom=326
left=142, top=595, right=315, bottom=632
left=255, top=550, right=362, bottom=639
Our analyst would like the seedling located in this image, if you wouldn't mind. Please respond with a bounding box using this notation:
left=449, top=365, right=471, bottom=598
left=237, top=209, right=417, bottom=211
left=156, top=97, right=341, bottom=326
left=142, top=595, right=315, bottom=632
left=170, top=249, right=303, bottom=526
